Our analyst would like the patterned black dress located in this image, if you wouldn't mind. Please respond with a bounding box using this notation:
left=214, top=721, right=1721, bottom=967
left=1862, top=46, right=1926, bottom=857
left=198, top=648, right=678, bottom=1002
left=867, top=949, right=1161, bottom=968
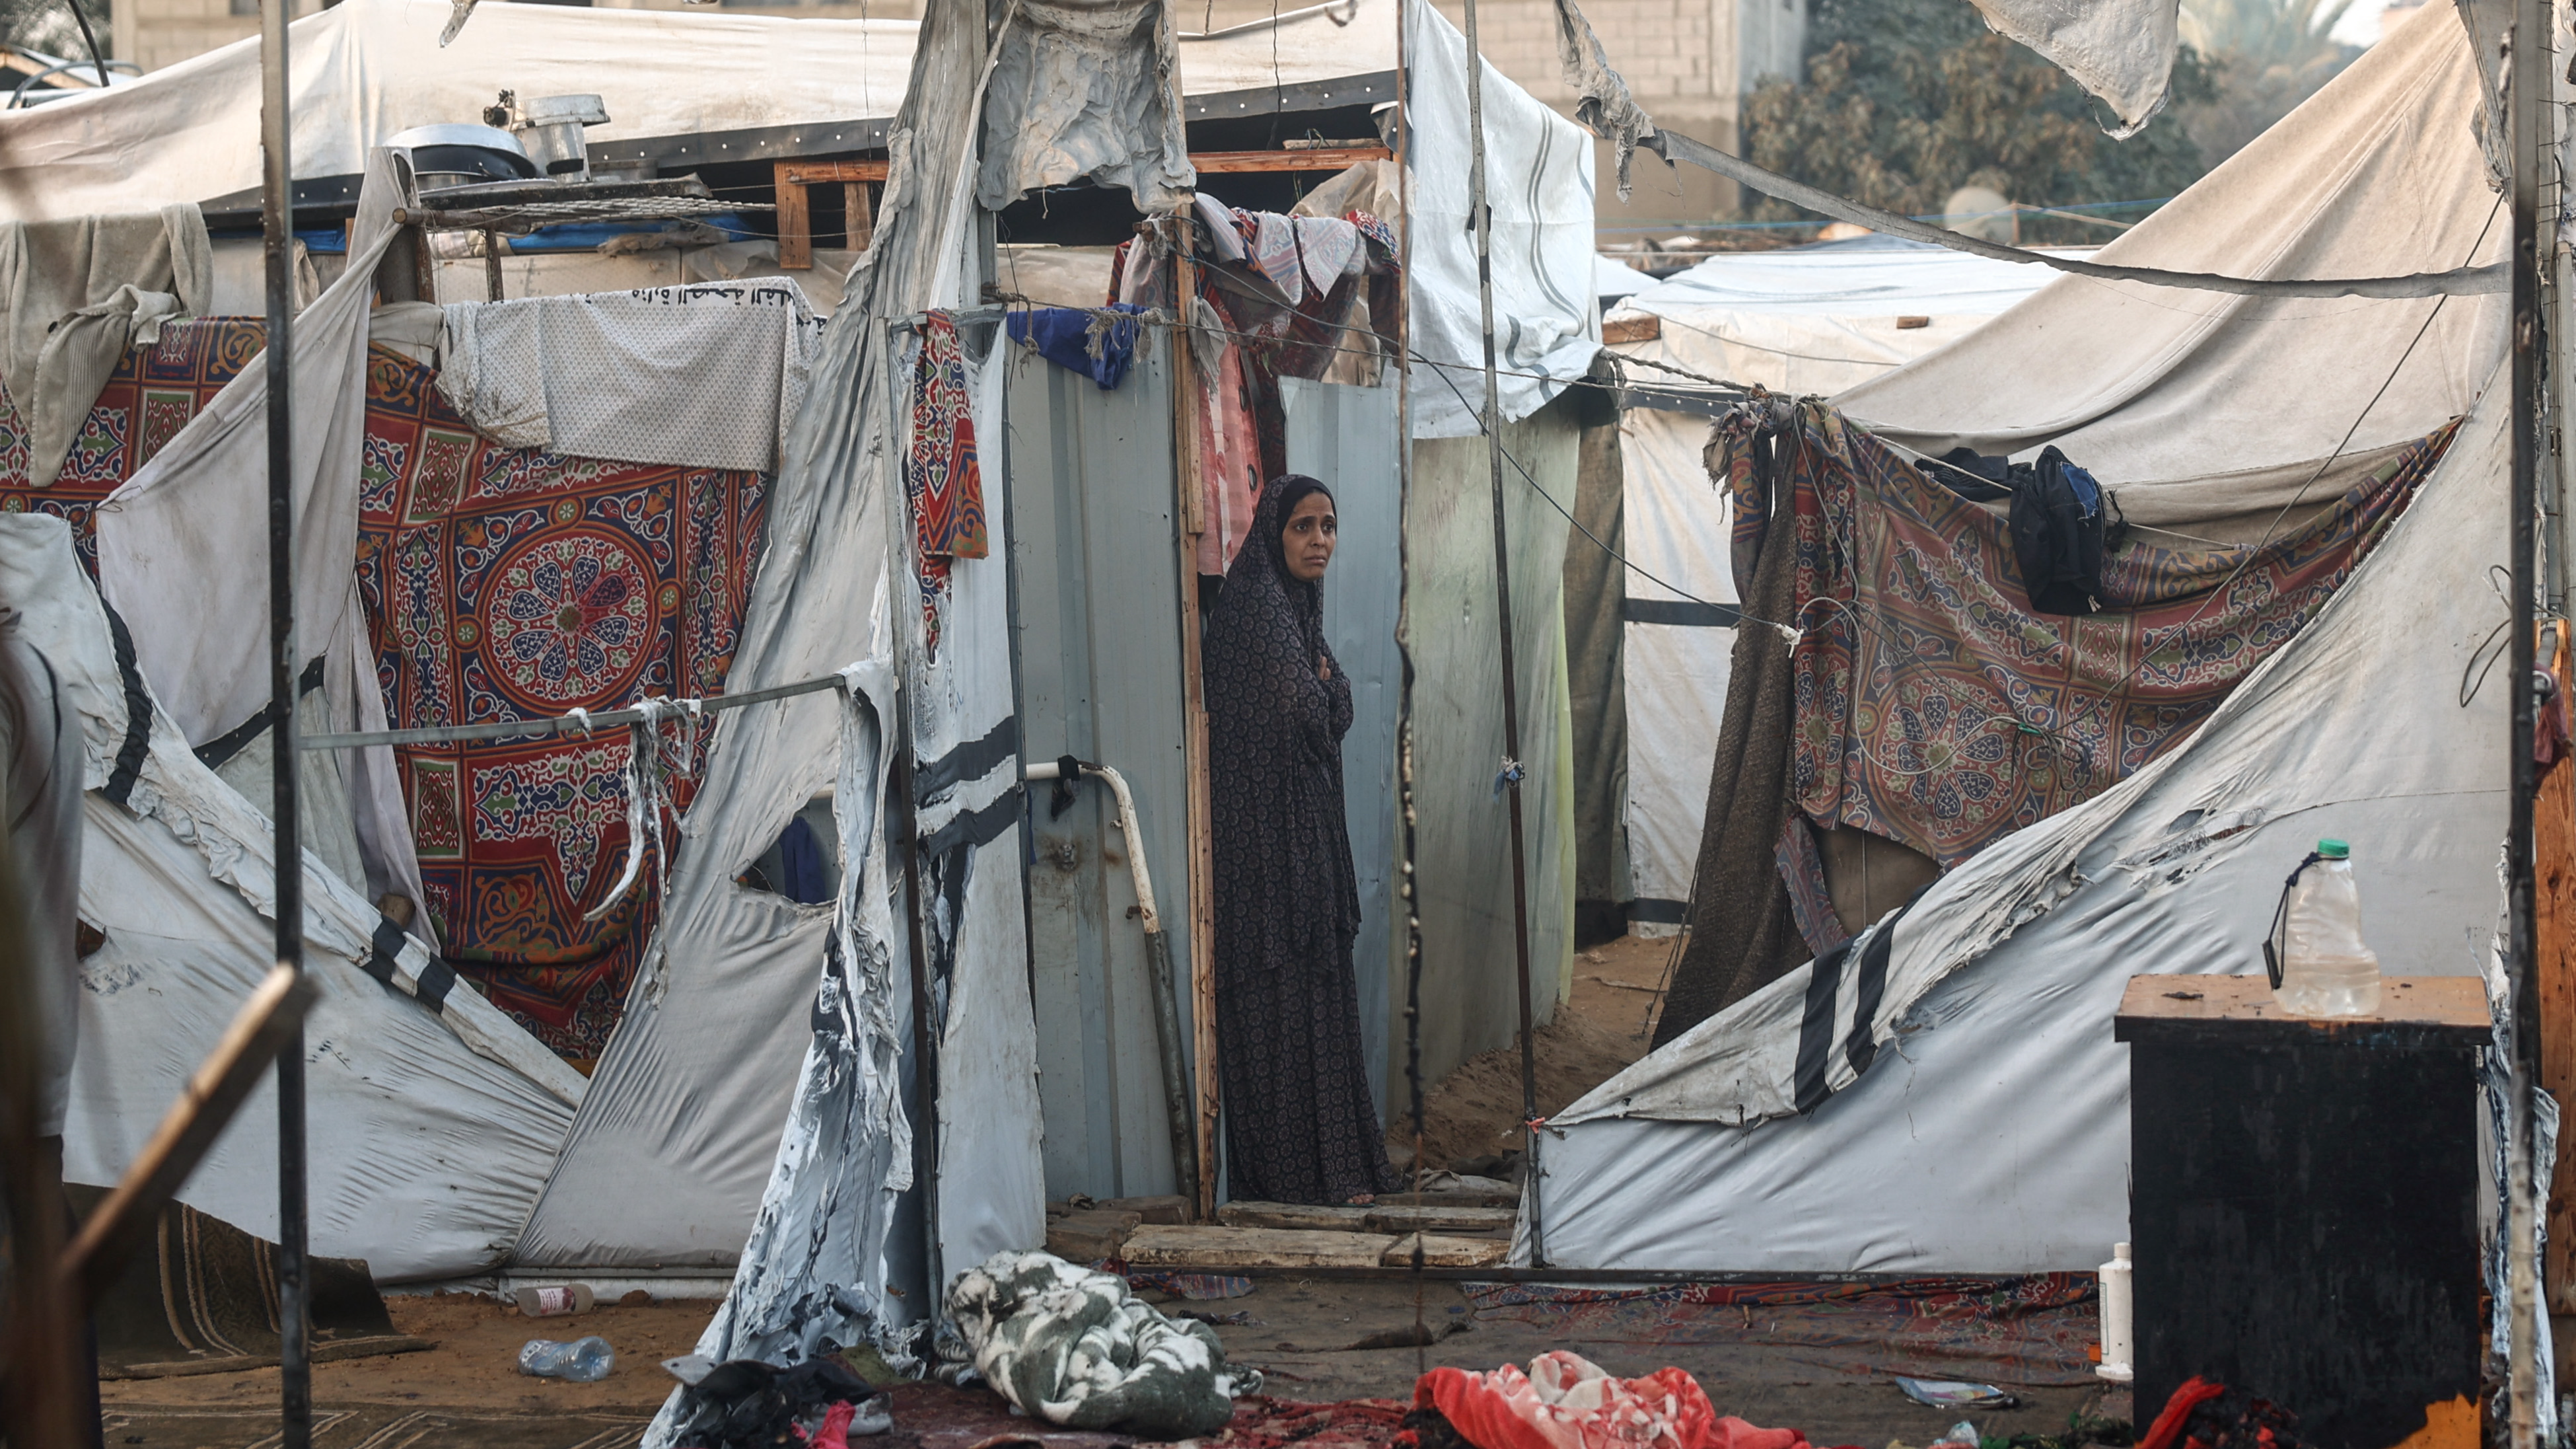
left=1203, top=474, right=1396, bottom=1205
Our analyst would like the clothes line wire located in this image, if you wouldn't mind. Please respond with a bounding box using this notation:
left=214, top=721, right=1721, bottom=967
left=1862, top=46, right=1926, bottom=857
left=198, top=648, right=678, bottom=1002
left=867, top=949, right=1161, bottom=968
left=299, top=671, right=849, bottom=750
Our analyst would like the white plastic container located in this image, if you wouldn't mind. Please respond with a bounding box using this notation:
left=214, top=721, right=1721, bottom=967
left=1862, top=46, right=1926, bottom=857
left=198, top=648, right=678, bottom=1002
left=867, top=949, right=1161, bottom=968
left=2096, top=1242, right=2133, bottom=1383
left=2272, top=840, right=2381, bottom=1019
left=519, top=1335, right=614, bottom=1382
left=515, top=1284, right=594, bottom=1318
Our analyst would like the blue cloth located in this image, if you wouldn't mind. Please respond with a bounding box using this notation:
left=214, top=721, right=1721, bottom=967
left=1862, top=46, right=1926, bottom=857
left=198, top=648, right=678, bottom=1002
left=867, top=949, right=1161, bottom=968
left=776, top=817, right=831, bottom=905
left=508, top=213, right=761, bottom=253
left=1007, top=304, right=1145, bottom=390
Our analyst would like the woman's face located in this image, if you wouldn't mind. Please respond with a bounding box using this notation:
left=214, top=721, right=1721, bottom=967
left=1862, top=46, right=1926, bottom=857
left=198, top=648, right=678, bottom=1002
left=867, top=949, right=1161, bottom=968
left=1283, top=492, right=1338, bottom=582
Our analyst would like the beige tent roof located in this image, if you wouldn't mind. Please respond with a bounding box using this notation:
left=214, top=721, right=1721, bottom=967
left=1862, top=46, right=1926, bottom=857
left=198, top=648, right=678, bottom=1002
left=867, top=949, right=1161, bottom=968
left=1837, top=0, right=2503, bottom=528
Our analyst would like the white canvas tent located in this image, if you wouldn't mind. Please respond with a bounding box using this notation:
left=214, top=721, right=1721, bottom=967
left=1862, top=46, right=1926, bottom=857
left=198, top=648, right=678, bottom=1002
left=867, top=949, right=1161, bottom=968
left=12, top=0, right=1602, bottom=1290
left=1531, top=0, right=2511, bottom=1271
left=1604, top=242, right=2057, bottom=930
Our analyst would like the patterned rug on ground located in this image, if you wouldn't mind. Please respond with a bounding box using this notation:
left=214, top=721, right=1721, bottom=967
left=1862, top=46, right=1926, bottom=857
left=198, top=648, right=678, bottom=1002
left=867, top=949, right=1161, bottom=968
left=0, top=319, right=769, bottom=1062
left=1720, top=403, right=2455, bottom=870
left=1466, top=1276, right=2103, bottom=1387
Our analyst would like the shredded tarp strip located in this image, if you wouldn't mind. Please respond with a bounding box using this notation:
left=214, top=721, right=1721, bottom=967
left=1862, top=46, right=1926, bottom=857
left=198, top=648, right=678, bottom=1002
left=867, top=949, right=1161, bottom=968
left=193, top=653, right=324, bottom=771
left=98, top=593, right=153, bottom=808
left=921, top=786, right=1024, bottom=859
left=913, top=716, right=1019, bottom=802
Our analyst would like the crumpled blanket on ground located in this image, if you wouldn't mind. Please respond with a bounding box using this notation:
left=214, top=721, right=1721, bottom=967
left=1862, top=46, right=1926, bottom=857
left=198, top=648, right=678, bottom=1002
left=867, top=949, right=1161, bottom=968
left=1413, top=1351, right=1832, bottom=1449
left=945, top=1250, right=1261, bottom=1438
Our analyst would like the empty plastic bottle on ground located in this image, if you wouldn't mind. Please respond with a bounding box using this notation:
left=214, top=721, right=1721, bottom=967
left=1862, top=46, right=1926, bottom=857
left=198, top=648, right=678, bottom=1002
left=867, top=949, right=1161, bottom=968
left=2273, top=839, right=2380, bottom=1018
left=519, top=1335, right=615, bottom=1382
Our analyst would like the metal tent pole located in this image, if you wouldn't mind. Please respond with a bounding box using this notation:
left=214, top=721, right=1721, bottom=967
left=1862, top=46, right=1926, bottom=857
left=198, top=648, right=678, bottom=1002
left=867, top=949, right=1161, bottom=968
left=1455, top=0, right=1543, bottom=1266
left=2507, top=0, right=2546, bottom=1432
left=258, top=0, right=309, bottom=1442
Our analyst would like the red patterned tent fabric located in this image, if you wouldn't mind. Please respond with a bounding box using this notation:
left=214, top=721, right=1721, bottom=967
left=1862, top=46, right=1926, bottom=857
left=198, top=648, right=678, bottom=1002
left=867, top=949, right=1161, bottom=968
left=357, top=351, right=766, bottom=1061
left=1718, top=402, right=2454, bottom=870
left=0, top=318, right=768, bottom=1063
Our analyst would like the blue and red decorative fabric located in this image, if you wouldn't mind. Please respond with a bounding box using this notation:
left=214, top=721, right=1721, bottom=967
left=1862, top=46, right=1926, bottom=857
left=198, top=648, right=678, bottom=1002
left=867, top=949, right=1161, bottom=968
left=0, top=319, right=768, bottom=1064
left=905, top=312, right=988, bottom=659
left=1717, top=402, right=2452, bottom=870
left=357, top=350, right=766, bottom=1060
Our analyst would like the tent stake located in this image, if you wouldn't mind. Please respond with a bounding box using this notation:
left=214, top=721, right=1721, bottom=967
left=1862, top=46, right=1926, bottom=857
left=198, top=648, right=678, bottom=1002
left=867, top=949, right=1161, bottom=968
left=258, top=0, right=310, bottom=1438
left=1456, top=0, right=1544, bottom=1267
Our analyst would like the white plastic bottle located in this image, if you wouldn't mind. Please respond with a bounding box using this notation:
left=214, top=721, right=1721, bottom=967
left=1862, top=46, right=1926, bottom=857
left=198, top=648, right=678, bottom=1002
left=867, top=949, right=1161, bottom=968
left=2096, top=1243, right=2133, bottom=1383
left=2272, top=838, right=2381, bottom=1018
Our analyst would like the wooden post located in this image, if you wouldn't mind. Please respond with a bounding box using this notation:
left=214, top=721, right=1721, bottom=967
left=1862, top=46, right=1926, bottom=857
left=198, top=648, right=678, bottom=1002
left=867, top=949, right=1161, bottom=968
left=1169, top=208, right=1219, bottom=1222
left=845, top=181, right=874, bottom=252
left=775, top=161, right=813, bottom=270
left=2538, top=620, right=2576, bottom=1312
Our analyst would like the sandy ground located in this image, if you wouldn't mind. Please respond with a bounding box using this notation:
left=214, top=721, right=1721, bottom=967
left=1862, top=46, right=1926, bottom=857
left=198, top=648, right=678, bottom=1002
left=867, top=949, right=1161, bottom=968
left=1391, top=931, right=1674, bottom=1168
left=100, top=1292, right=720, bottom=1415
left=100, top=1278, right=2127, bottom=1448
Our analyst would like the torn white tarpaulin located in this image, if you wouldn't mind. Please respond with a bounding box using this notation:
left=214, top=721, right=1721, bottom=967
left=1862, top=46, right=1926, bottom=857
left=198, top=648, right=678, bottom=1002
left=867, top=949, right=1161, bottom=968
left=1529, top=375, right=2509, bottom=1270
left=977, top=0, right=1195, bottom=214
left=1, top=514, right=581, bottom=1281
left=0, top=204, right=211, bottom=488
left=435, top=279, right=825, bottom=474
left=92, top=149, right=431, bottom=935
left=1404, top=0, right=1603, bottom=439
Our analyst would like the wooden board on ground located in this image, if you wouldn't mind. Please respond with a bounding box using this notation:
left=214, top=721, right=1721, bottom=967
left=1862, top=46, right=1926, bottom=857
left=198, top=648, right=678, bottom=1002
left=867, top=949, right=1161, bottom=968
left=1044, top=1208, right=1142, bottom=1263
left=1365, top=1203, right=1515, bottom=1234
left=1380, top=1232, right=1512, bottom=1267
left=1216, top=1201, right=1377, bottom=1231
left=1121, top=1224, right=1394, bottom=1268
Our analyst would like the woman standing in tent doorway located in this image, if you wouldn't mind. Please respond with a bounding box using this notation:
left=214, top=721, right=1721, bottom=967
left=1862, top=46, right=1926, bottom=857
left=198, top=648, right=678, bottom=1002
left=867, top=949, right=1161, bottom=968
left=1204, top=474, right=1396, bottom=1206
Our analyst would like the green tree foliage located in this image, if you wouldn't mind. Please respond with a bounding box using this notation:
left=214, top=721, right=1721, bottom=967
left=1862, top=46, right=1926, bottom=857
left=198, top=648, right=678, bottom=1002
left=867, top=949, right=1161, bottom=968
left=1738, top=0, right=2218, bottom=240
left=1, top=0, right=112, bottom=74
left=2175, top=0, right=2362, bottom=167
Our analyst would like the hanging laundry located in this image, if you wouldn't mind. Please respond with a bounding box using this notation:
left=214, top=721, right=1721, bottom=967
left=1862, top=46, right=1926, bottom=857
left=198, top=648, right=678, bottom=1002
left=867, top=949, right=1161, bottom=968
left=1193, top=322, right=1262, bottom=577
left=1292, top=214, right=1363, bottom=297
left=1247, top=212, right=1306, bottom=307
left=1194, top=192, right=1248, bottom=264
left=1005, top=303, right=1145, bottom=390
left=908, top=312, right=990, bottom=659
left=1931, top=444, right=2120, bottom=616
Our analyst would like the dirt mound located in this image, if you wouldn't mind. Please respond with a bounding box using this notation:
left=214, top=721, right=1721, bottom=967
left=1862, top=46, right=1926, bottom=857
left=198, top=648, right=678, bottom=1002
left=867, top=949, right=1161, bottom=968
left=1388, top=933, right=1674, bottom=1170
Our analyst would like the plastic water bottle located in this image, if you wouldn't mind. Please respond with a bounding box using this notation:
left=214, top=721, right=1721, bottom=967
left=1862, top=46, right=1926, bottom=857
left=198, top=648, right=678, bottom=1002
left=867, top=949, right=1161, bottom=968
left=2096, top=1243, right=2133, bottom=1384
left=519, top=1335, right=615, bottom=1382
left=515, top=1284, right=594, bottom=1318
left=2273, top=839, right=2380, bottom=1018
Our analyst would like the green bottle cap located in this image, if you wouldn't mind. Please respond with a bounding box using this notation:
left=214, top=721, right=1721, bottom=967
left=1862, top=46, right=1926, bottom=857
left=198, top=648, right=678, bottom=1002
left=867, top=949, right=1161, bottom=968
left=2318, top=838, right=2349, bottom=859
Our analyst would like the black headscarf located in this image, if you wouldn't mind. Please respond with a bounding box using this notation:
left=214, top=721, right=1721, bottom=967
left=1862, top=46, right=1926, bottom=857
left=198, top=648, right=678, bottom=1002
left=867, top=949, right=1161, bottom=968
left=1200, top=474, right=1392, bottom=1204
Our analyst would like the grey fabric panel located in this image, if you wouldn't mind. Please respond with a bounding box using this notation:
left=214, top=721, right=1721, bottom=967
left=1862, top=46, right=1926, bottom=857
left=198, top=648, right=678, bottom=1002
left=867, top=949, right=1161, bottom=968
left=1562, top=417, right=1630, bottom=922
left=1402, top=392, right=1579, bottom=1096
left=520, top=0, right=991, bottom=1288
left=977, top=0, right=1194, bottom=213
left=1283, top=377, right=1402, bottom=1124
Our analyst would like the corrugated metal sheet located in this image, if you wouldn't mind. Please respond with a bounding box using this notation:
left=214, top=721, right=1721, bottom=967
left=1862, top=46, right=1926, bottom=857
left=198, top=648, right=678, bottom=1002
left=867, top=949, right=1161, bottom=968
left=1004, top=350, right=1196, bottom=1202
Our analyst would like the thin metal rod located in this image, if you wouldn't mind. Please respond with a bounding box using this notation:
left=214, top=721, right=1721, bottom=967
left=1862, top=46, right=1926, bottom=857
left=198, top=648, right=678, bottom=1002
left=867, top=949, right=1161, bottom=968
left=1456, top=0, right=1544, bottom=1267
left=301, top=670, right=849, bottom=749
left=258, top=0, right=308, bottom=1439
left=2508, top=0, right=2546, bottom=1428
left=61, top=0, right=108, bottom=87
left=1394, top=0, right=1428, bottom=1376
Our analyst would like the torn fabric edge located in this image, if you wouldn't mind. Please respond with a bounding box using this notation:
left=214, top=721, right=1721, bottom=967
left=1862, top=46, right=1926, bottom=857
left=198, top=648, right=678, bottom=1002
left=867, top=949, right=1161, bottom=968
left=1545, top=0, right=2504, bottom=301
left=974, top=0, right=1196, bottom=214
left=643, top=663, right=911, bottom=1449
